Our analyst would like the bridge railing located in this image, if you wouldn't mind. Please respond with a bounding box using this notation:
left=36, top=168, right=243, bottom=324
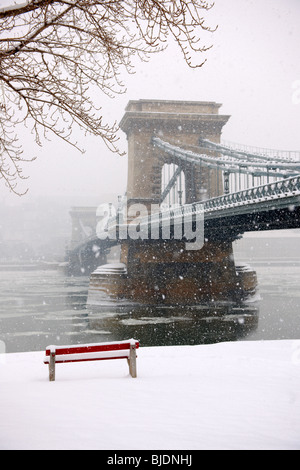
left=100, top=176, right=300, bottom=242
left=135, top=202, right=203, bottom=229
left=203, top=175, right=300, bottom=211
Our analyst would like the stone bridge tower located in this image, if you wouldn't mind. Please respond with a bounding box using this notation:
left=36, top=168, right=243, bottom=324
left=119, top=100, right=230, bottom=207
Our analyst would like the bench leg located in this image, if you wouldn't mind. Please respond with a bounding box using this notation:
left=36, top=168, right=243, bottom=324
left=129, top=343, right=137, bottom=378
left=49, top=351, right=56, bottom=382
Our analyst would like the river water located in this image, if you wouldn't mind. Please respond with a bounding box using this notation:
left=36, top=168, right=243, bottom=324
left=0, top=262, right=300, bottom=353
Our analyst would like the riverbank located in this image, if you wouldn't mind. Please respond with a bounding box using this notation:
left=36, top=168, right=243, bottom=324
left=0, top=339, right=299, bottom=450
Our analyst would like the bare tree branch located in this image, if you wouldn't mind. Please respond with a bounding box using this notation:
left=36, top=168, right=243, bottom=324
left=0, top=0, right=216, bottom=195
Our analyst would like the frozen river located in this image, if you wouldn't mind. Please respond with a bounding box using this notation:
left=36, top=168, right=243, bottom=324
left=0, top=263, right=300, bottom=353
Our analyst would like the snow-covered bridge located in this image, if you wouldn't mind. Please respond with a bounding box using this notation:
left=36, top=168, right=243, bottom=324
left=67, top=100, right=300, bottom=305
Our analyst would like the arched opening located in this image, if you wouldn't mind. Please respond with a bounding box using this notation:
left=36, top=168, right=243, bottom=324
left=161, top=163, right=186, bottom=208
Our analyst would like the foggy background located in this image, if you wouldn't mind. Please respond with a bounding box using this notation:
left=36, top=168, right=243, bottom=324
left=0, top=0, right=300, bottom=264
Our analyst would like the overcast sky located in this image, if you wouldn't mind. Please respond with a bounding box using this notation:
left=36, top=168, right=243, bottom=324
left=1, top=0, right=300, bottom=207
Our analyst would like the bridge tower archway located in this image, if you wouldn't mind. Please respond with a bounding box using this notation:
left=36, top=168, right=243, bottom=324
left=161, top=162, right=186, bottom=207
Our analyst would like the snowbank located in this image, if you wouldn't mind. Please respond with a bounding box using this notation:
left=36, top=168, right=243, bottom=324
left=0, top=340, right=300, bottom=450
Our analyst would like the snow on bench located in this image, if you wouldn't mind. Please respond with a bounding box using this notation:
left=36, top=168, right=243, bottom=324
left=43, top=339, right=139, bottom=381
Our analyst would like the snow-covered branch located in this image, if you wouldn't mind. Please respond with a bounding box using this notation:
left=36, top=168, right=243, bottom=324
left=0, top=0, right=215, bottom=194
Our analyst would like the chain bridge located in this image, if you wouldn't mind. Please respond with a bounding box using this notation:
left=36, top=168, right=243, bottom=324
left=66, top=100, right=300, bottom=305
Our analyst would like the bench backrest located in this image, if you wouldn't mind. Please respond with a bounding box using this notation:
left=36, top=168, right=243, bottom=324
left=44, top=339, right=139, bottom=364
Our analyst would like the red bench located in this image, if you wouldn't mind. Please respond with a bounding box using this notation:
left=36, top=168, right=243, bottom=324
left=43, top=339, right=139, bottom=381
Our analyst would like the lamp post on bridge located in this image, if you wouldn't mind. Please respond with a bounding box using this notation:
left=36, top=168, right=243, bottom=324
left=224, top=170, right=230, bottom=195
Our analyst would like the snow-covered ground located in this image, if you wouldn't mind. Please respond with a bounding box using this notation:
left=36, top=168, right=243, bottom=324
left=0, top=340, right=300, bottom=450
